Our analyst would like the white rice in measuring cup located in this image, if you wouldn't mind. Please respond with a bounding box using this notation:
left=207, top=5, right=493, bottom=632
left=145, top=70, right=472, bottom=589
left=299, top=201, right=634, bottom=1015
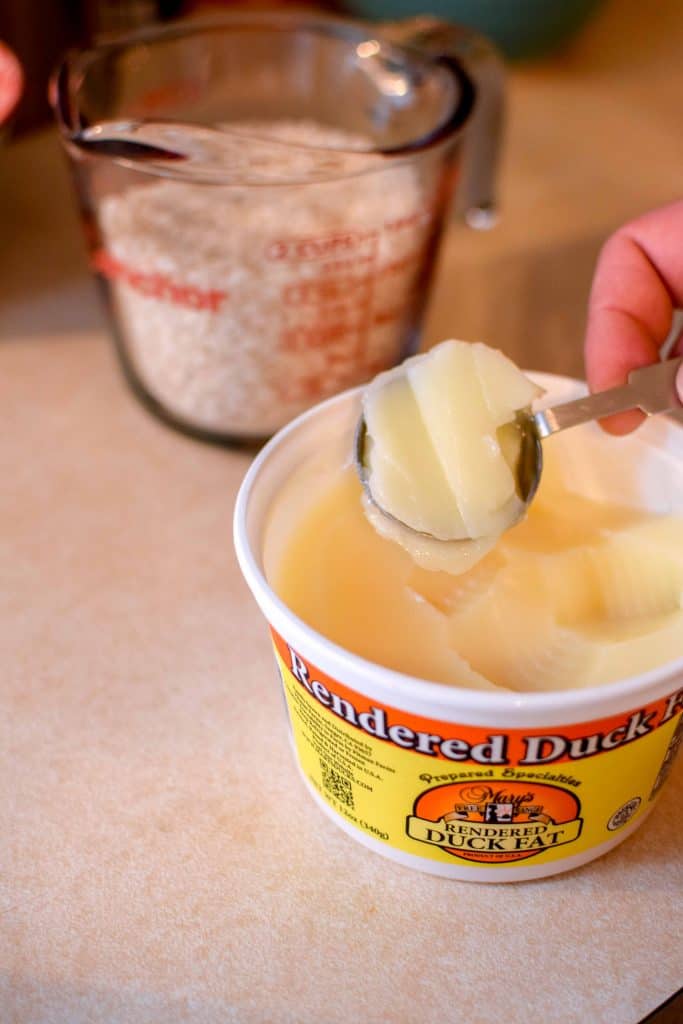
left=94, top=121, right=434, bottom=438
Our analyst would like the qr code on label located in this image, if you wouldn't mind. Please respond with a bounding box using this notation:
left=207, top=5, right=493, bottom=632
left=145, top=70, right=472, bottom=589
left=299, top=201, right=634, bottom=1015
left=320, top=759, right=355, bottom=810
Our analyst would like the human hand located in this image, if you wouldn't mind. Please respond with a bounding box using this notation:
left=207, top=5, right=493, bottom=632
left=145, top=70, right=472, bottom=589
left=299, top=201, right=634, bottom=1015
left=584, top=200, right=683, bottom=434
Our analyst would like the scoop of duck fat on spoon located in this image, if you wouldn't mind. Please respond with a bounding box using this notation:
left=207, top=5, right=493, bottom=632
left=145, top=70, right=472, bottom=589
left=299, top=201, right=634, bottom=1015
left=354, top=341, right=683, bottom=574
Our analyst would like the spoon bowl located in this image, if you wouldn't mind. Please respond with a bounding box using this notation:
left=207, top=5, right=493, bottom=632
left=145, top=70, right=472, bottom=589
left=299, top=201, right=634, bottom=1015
left=355, top=356, right=683, bottom=543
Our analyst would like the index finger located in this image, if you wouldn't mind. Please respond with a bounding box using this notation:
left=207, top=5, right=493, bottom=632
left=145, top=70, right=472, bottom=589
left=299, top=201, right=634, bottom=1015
left=584, top=200, right=683, bottom=434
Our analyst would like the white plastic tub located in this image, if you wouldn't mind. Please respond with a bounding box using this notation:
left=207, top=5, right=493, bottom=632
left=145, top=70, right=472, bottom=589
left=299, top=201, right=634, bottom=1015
left=234, top=374, right=683, bottom=882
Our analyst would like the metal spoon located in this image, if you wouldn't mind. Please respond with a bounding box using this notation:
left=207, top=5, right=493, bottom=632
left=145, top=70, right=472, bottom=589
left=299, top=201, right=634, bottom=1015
left=65, top=120, right=381, bottom=184
left=355, top=356, right=683, bottom=541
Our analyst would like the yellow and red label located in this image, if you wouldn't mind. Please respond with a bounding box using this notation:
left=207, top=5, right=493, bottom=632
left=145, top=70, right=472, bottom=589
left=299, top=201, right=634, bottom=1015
left=272, top=630, right=683, bottom=869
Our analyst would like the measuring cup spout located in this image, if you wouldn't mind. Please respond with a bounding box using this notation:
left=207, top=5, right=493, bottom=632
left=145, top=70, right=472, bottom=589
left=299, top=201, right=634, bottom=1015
left=382, top=16, right=505, bottom=229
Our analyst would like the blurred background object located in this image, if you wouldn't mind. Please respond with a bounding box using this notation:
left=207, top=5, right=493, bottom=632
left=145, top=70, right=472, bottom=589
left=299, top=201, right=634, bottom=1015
left=0, top=38, right=23, bottom=138
left=342, top=0, right=606, bottom=60
left=0, top=0, right=608, bottom=136
left=0, top=1, right=81, bottom=135
left=0, top=0, right=268, bottom=134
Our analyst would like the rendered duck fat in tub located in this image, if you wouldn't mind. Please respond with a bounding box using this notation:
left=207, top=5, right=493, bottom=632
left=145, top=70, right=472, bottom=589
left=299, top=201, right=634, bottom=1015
left=234, top=354, right=683, bottom=881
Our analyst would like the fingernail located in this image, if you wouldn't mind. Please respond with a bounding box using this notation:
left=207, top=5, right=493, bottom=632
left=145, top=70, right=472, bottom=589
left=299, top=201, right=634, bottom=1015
left=677, top=363, right=683, bottom=403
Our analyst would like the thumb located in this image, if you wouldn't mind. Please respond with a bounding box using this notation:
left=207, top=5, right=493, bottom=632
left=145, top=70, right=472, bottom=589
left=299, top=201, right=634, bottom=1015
left=677, top=363, right=683, bottom=404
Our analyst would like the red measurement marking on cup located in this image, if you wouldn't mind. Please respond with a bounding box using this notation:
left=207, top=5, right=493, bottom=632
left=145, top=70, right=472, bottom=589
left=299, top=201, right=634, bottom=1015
left=275, top=226, right=379, bottom=361
left=92, top=250, right=228, bottom=313
left=268, top=215, right=437, bottom=403
left=383, top=207, right=434, bottom=233
left=281, top=288, right=374, bottom=347
left=282, top=274, right=375, bottom=307
left=314, top=253, right=378, bottom=277
left=274, top=263, right=420, bottom=402
left=280, top=319, right=367, bottom=352
left=375, top=249, right=427, bottom=280
left=372, top=308, right=407, bottom=327
left=275, top=320, right=402, bottom=402
left=275, top=354, right=367, bottom=402
left=128, top=79, right=203, bottom=117
left=265, top=228, right=380, bottom=263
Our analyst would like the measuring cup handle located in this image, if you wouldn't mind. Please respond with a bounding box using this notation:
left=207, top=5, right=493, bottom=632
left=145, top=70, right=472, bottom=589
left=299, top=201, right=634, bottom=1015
left=382, top=16, right=505, bottom=229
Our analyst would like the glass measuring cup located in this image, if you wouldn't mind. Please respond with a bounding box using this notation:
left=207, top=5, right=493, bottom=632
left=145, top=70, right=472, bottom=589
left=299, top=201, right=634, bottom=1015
left=52, top=12, right=503, bottom=444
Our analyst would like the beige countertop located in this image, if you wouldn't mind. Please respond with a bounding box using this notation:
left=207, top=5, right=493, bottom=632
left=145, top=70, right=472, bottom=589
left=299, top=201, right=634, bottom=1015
left=1, top=1, right=682, bottom=1021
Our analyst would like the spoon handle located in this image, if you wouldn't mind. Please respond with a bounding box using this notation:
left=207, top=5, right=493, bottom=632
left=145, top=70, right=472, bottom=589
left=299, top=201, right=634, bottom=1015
left=533, top=356, right=683, bottom=438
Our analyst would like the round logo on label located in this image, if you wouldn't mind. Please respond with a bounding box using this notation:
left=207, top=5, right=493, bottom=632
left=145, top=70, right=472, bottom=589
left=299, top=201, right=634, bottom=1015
left=607, top=797, right=642, bottom=832
left=407, top=780, right=583, bottom=864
